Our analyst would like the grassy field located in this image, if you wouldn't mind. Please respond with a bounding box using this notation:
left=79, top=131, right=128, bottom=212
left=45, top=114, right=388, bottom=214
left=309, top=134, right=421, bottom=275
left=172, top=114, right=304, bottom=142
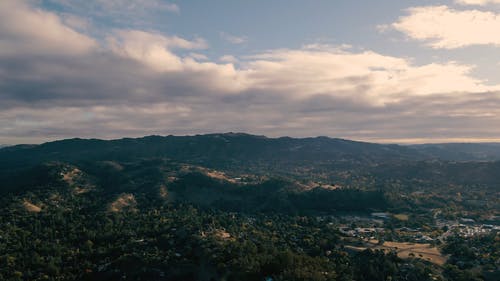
left=393, top=214, right=409, bottom=221
left=344, top=239, right=447, bottom=266
left=369, top=240, right=447, bottom=266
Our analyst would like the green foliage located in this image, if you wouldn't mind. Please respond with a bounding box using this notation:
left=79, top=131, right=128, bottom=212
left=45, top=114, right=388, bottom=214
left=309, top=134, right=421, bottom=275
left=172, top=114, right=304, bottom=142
left=0, top=134, right=498, bottom=280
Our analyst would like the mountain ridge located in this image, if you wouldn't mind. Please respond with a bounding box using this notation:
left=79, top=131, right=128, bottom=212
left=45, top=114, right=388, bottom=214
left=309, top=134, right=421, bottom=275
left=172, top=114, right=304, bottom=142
left=3, top=133, right=500, bottom=163
left=0, top=133, right=424, bottom=171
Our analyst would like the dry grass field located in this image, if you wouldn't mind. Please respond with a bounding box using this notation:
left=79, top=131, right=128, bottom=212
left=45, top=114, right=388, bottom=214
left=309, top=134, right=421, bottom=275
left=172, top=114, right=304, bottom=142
left=393, top=214, right=409, bottom=221
left=22, top=200, right=42, bottom=213
left=369, top=240, right=447, bottom=266
left=344, top=239, right=448, bottom=266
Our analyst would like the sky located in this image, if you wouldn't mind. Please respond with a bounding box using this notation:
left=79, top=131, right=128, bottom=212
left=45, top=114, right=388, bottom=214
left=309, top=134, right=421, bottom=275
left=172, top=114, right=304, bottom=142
left=2, top=0, right=500, bottom=144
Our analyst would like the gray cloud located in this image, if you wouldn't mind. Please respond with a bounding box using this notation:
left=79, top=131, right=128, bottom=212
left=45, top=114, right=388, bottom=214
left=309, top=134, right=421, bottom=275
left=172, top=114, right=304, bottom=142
left=2, top=1, right=500, bottom=144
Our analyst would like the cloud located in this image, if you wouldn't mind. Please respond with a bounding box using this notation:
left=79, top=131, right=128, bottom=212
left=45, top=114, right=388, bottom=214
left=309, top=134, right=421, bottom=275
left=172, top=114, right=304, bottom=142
left=4, top=91, right=500, bottom=144
left=189, top=53, right=208, bottom=61
left=111, top=29, right=208, bottom=50
left=243, top=48, right=495, bottom=103
left=103, top=29, right=246, bottom=94
left=456, top=0, right=500, bottom=5
left=219, top=55, right=238, bottom=63
left=220, top=32, right=248, bottom=44
left=61, top=13, right=91, bottom=31
left=2, top=1, right=500, bottom=143
left=0, top=1, right=97, bottom=57
left=107, top=29, right=208, bottom=72
left=389, top=5, right=500, bottom=49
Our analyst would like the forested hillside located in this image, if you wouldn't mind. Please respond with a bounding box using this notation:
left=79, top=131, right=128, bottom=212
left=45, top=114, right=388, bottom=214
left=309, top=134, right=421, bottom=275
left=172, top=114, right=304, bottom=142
left=0, top=134, right=498, bottom=280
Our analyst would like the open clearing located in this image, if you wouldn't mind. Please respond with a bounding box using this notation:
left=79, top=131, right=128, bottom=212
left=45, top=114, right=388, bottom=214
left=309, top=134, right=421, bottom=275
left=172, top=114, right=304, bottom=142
left=60, top=167, right=94, bottom=194
left=109, top=193, right=137, bottom=212
left=393, top=214, right=409, bottom=221
left=23, top=200, right=42, bottom=213
left=61, top=168, right=81, bottom=185
left=345, top=239, right=447, bottom=266
left=369, top=240, right=447, bottom=266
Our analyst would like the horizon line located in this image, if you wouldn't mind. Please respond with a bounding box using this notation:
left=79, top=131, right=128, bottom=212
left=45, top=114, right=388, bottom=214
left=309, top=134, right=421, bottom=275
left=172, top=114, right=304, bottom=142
left=3, top=132, right=500, bottom=147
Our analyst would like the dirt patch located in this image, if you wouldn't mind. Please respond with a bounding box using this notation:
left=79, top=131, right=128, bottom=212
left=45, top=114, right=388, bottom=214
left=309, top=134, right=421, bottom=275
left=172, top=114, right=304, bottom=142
left=60, top=167, right=94, bottom=194
left=23, top=200, right=42, bottom=213
left=201, top=229, right=233, bottom=241
left=318, top=183, right=341, bottom=190
left=179, top=165, right=262, bottom=185
left=344, top=245, right=367, bottom=252
left=201, top=168, right=238, bottom=183
left=167, top=176, right=178, bottom=183
left=73, top=187, right=91, bottom=194
left=61, top=168, right=81, bottom=185
left=159, top=185, right=168, bottom=199
left=109, top=193, right=137, bottom=213
left=182, top=165, right=241, bottom=184
left=393, top=214, right=409, bottom=221
left=298, top=182, right=342, bottom=191
left=215, top=229, right=231, bottom=240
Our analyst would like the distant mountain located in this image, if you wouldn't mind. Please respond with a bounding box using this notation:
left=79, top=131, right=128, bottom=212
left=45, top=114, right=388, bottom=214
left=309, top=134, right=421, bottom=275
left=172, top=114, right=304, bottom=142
left=410, top=143, right=500, bottom=161
left=3, top=134, right=500, bottom=169
left=0, top=133, right=425, bottom=171
left=2, top=133, right=500, bottom=197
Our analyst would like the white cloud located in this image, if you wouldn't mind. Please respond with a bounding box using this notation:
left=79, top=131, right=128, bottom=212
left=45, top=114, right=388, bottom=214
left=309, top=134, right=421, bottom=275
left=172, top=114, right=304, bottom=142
left=390, top=5, right=500, bottom=49
left=456, top=0, right=500, bottom=6
left=110, top=29, right=207, bottom=51
left=107, top=29, right=210, bottom=72
left=243, top=48, right=495, bottom=104
left=107, top=30, right=185, bottom=72
left=0, top=0, right=97, bottom=56
left=219, top=55, right=238, bottom=63
left=106, top=29, right=246, bottom=93
left=105, top=33, right=495, bottom=104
